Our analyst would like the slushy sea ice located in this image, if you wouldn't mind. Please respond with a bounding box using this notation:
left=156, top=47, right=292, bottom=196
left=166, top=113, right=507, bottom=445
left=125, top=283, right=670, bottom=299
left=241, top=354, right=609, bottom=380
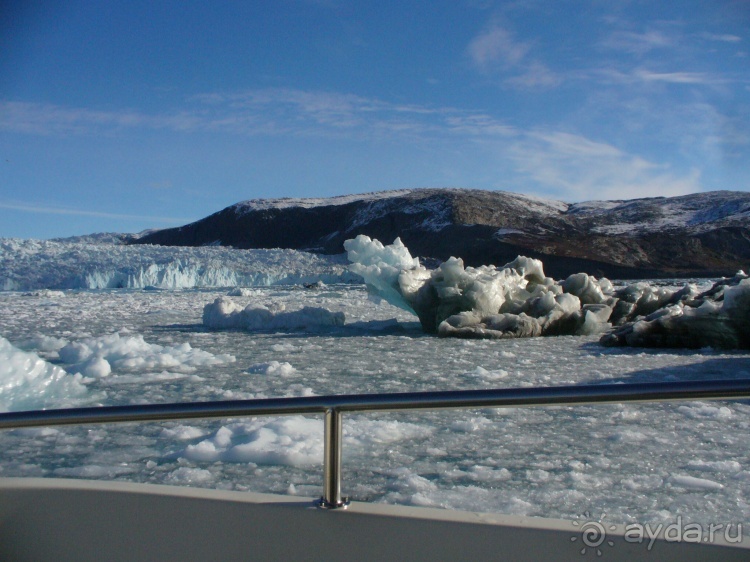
left=1, top=285, right=749, bottom=525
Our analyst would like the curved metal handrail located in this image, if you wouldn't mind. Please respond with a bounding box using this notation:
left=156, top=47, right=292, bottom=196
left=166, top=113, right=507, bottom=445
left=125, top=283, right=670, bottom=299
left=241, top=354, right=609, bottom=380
left=1, top=378, right=750, bottom=508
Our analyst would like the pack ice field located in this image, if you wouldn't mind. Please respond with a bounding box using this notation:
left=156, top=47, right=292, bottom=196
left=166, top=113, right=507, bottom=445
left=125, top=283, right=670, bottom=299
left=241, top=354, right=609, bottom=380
left=1, top=238, right=750, bottom=526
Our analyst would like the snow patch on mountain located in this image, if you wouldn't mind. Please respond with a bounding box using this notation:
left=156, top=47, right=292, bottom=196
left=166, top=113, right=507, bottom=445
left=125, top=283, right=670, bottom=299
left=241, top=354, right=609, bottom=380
left=500, top=191, right=569, bottom=216
left=348, top=194, right=453, bottom=232
left=569, top=191, right=750, bottom=234
left=233, top=189, right=415, bottom=214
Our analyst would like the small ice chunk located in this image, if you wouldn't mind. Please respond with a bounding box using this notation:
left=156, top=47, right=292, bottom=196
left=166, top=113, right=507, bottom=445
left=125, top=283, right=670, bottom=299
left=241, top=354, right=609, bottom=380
left=79, top=355, right=112, bottom=378
left=227, top=287, right=260, bottom=297
left=686, top=460, right=741, bottom=473
left=53, top=465, right=135, bottom=478
left=203, top=298, right=345, bottom=331
left=0, top=336, right=91, bottom=412
left=562, top=273, right=608, bottom=305
left=59, top=333, right=235, bottom=374
left=670, top=474, right=724, bottom=490
left=677, top=404, right=733, bottom=420
left=247, top=361, right=297, bottom=377
left=15, top=334, right=68, bottom=354
left=470, top=366, right=509, bottom=380
left=607, top=429, right=648, bottom=442
left=165, top=467, right=214, bottom=484
left=502, top=256, right=546, bottom=284
left=160, top=425, right=208, bottom=441
left=182, top=417, right=323, bottom=467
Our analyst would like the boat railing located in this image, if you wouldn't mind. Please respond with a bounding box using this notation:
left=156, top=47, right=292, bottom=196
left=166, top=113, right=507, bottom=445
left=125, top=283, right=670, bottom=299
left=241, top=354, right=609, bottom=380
left=1, top=378, right=750, bottom=509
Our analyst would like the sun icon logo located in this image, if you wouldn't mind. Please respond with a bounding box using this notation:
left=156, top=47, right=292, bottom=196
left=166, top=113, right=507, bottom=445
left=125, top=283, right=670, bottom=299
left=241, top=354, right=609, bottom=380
left=571, top=512, right=617, bottom=556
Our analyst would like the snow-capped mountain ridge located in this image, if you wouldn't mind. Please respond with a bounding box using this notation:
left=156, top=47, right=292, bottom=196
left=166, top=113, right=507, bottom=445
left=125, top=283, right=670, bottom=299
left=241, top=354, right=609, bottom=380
left=233, top=189, right=416, bottom=214
left=231, top=188, right=750, bottom=233
left=567, top=191, right=750, bottom=234
left=135, top=188, right=750, bottom=278
left=232, top=188, right=569, bottom=216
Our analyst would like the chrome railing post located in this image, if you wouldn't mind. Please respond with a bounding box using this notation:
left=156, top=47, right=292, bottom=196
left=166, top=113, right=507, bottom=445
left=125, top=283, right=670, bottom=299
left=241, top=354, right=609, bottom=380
left=318, top=408, right=349, bottom=509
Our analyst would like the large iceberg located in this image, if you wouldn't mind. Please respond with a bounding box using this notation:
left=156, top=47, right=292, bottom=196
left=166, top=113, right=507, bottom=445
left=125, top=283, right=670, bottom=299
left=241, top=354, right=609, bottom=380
left=344, top=235, right=750, bottom=349
left=345, top=235, right=615, bottom=338
left=601, top=273, right=750, bottom=349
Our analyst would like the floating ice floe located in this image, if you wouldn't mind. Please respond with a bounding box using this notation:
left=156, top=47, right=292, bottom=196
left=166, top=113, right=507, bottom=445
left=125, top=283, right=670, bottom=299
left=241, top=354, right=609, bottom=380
left=344, top=235, right=750, bottom=349
left=0, top=337, right=93, bottom=412
left=58, top=333, right=236, bottom=378
left=0, top=332, right=237, bottom=410
left=203, top=297, right=345, bottom=331
left=181, top=418, right=323, bottom=466
left=179, top=416, right=433, bottom=468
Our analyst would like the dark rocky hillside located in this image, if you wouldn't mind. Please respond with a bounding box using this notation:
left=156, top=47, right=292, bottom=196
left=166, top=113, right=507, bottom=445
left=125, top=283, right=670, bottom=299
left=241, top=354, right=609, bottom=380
left=133, top=188, right=750, bottom=279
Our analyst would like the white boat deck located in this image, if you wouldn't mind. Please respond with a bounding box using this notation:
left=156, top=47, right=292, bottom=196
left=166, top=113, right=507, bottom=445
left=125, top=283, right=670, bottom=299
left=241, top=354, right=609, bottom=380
left=0, top=478, right=748, bottom=561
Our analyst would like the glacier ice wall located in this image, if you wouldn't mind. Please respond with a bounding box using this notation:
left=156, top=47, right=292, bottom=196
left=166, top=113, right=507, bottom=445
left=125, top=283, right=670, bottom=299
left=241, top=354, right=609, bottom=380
left=0, top=238, right=361, bottom=290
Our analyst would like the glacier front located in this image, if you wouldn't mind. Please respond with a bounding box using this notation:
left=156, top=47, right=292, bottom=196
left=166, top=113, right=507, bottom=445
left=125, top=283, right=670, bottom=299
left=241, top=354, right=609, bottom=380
left=0, top=238, right=361, bottom=290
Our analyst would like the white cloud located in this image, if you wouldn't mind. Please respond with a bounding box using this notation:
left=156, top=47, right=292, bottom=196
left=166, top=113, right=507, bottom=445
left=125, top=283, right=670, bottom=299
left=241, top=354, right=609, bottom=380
left=505, top=62, right=562, bottom=89
left=467, top=24, right=530, bottom=69
left=526, top=131, right=623, bottom=158
left=466, top=23, right=563, bottom=91
left=506, top=131, right=702, bottom=201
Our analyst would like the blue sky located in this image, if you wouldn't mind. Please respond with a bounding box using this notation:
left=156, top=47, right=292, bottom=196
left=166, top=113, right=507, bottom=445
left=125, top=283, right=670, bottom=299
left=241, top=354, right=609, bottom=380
left=1, top=0, right=748, bottom=239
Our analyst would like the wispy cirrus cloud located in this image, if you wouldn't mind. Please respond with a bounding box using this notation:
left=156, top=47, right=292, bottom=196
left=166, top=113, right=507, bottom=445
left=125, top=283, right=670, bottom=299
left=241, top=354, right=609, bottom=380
left=442, top=114, right=516, bottom=136
left=0, top=101, right=205, bottom=136
left=700, top=32, right=742, bottom=43
left=0, top=88, right=712, bottom=203
left=0, top=90, right=519, bottom=141
left=0, top=202, right=189, bottom=223
left=593, top=68, right=728, bottom=86
left=633, top=69, right=722, bottom=84
left=600, top=29, right=676, bottom=56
